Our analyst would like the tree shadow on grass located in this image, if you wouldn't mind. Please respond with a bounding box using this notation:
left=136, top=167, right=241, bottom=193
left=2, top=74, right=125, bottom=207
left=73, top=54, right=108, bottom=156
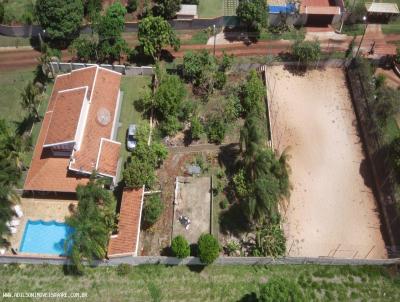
left=219, top=202, right=251, bottom=237
left=187, top=265, right=206, bottom=273
left=14, top=115, right=35, bottom=136
left=237, top=292, right=258, bottom=302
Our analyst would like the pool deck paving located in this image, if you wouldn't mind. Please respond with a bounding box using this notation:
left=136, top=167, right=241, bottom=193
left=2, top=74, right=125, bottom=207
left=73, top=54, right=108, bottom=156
left=8, top=198, right=77, bottom=254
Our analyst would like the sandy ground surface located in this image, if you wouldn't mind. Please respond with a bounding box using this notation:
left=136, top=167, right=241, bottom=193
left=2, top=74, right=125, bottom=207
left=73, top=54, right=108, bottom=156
left=266, top=66, right=387, bottom=259
left=172, top=177, right=211, bottom=244
left=7, top=198, right=77, bottom=253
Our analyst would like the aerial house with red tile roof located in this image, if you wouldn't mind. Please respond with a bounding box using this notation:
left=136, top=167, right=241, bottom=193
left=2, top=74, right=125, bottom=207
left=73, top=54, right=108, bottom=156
left=24, top=65, right=123, bottom=193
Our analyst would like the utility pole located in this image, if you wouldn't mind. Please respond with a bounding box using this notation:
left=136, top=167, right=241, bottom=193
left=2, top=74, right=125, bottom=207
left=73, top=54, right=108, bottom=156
left=355, top=16, right=368, bottom=58
left=213, top=24, right=216, bottom=57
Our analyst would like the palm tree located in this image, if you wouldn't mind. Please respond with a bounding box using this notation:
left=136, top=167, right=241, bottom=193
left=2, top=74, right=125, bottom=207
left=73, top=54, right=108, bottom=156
left=20, top=81, right=41, bottom=122
left=0, top=186, right=15, bottom=248
left=240, top=114, right=265, bottom=180
left=66, top=177, right=116, bottom=273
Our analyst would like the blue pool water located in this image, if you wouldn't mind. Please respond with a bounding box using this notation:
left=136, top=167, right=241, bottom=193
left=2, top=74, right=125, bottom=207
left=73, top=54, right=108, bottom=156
left=20, top=220, right=74, bottom=255
left=268, top=4, right=296, bottom=14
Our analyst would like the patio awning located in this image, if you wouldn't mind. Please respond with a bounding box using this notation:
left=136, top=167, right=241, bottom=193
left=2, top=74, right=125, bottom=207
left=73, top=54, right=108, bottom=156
left=365, top=2, right=400, bottom=14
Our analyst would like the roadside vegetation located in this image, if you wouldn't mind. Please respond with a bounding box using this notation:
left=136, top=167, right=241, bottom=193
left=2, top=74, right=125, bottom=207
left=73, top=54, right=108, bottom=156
left=0, top=264, right=399, bottom=301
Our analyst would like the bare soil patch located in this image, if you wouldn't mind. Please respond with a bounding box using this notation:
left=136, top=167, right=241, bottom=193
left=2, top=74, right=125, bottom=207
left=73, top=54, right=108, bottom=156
left=172, top=176, right=211, bottom=244
left=266, top=66, right=387, bottom=259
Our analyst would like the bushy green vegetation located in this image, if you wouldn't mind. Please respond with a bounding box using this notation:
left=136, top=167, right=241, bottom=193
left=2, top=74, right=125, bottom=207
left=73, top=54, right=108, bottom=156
left=291, top=40, right=321, bottom=66
left=123, top=138, right=168, bottom=189
left=0, top=264, right=399, bottom=301
left=153, top=0, right=181, bottom=20
left=71, top=2, right=129, bottom=63
left=142, top=194, right=164, bottom=227
left=66, top=177, right=117, bottom=274
left=197, top=233, right=220, bottom=264
left=36, top=0, right=83, bottom=44
left=0, top=120, right=26, bottom=247
left=171, top=235, right=190, bottom=258
left=138, top=16, right=180, bottom=61
left=236, top=0, right=267, bottom=34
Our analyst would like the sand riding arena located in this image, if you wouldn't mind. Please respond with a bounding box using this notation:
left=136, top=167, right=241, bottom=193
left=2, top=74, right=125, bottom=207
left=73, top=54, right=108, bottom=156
left=265, top=66, right=387, bottom=259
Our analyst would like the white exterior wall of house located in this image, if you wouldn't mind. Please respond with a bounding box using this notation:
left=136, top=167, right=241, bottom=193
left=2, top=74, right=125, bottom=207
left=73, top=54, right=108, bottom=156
left=74, top=87, right=90, bottom=151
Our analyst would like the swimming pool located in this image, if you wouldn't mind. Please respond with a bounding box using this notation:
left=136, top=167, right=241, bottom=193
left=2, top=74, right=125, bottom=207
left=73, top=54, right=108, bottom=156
left=20, top=220, right=74, bottom=256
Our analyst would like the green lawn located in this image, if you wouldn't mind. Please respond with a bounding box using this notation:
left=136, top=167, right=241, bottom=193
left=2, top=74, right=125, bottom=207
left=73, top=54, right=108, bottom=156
left=382, top=19, right=400, bottom=35
left=0, top=68, right=37, bottom=124
left=118, top=75, right=151, bottom=161
left=198, top=0, right=224, bottom=18
left=0, top=36, right=32, bottom=48
left=0, top=264, right=399, bottom=301
left=0, top=67, right=53, bottom=186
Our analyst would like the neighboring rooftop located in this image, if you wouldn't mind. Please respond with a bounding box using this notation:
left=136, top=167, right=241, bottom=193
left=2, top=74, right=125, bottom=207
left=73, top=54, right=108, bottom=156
left=24, top=66, right=122, bottom=193
left=176, top=4, right=198, bottom=18
left=366, top=2, right=399, bottom=14
left=108, top=188, right=143, bottom=257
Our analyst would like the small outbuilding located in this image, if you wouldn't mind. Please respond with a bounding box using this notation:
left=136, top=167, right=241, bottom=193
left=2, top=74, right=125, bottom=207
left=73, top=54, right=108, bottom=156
left=176, top=4, right=198, bottom=20
left=365, top=2, right=400, bottom=23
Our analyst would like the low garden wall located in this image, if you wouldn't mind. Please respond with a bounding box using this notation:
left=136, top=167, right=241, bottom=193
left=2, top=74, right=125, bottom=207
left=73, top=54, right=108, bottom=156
left=50, top=62, right=154, bottom=76
left=0, top=255, right=399, bottom=267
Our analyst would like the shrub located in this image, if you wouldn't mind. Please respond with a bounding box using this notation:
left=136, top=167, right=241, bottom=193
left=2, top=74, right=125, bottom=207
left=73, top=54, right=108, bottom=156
left=197, top=233, right=220, bottom=264
left=395, top=47, right=400, bottom=64
left=259, top=277, right=304, bottom=302
left=116, top=263, right=132, bottom=276
left=190, top=116, right=204, bottom=140
left=142, top=195, right=164, bottom=227
left=126, top=0, right=138, bottom=13
left=171, top=235, right=190, bottom=258
left=205, top=116, right=227, bottom=144
left=291, top=40, right=321, bottom=65
left=214, top=71, right=227, bottom=90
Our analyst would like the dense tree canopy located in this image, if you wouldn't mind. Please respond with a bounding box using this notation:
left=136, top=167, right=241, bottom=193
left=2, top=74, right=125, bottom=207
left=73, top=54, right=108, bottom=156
left=154, top=0, right=182, bottom=20
left=96, top=2, right=129, bottom=62
left=36, top=0, right=84, bottom=43
left=291, top=40, right=321, bottom=65
left=138, top=16, right=180, bottom=60
left=183, top=51, right=233, bottom=98
left=240, top=70, right=266, bottom=116
left=123, top=140, right=168, bottom=188
left=236, top=0, right=268, bottom=32
left=66, top=177, right=116, bottom=273
left=0, top=120, right=23, bottom=248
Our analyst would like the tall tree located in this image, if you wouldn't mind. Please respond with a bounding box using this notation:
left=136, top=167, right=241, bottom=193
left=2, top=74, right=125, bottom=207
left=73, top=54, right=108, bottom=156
left=20, top=81, right=41, bottom=122
left=96, top=2, right=129, bottom=63
left=240, top=114, right=265, bottom=176
left=154, top=0, right=182, bottom=20
left=236, top=0, right=268, bottom=33
left=138, top=16, right=180, bottom=61
left=0, top=120, right=23, bottom=248
left=240, top=70, right=266, bottom=116
left=291, top=40, right=321, bottom=66
left=66, top=176, right=116, bottom=273
left=35, top=0, right=84, bottom=44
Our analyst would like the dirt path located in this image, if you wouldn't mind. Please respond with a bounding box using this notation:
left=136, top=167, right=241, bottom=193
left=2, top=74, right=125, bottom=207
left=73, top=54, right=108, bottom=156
left=168, top=143, right=238, bottom=154
left=138, top=153, right=192, bottom=255
left=1, top=29, right=399, bottom=71
left=267, top=66, right=387, bottom=259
